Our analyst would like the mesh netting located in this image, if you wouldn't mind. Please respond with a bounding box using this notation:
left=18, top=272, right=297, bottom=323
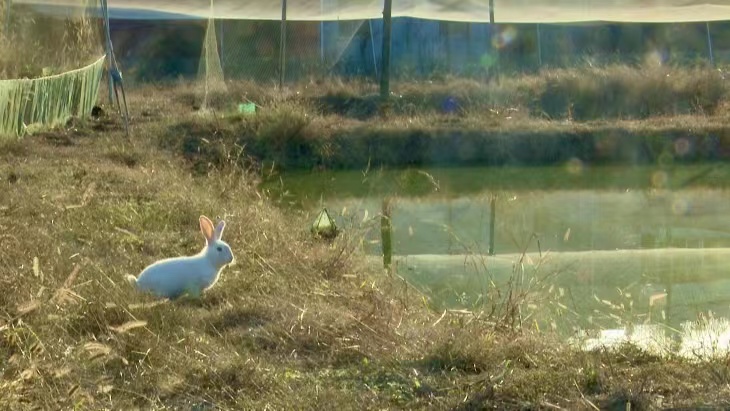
left=198, top=18, right=366, bottom=83
left=191, top=14, right=367, bottom=110
left=197, top=10, right=226, bottom=111
left=0, top=0, right=105, bottom=138
left=12, top=0, right=730, bottom=23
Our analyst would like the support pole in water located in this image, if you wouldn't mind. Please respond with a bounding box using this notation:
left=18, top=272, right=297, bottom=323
left=381, top=197, right=393, bottom=268
left=488, top=196, right=496, bottom=256
left=279, top=0, right=287, bottom=89
left=666, top=279, right=673, bottom=325
left=706, top=22, right=714, bottom=66
left=379, top=0, right=393, bottom=101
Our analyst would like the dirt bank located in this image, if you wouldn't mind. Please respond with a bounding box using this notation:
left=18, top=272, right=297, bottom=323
left=170, top=117, right=730, bottom=171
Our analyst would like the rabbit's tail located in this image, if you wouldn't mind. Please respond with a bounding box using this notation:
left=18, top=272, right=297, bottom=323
left=125, top=275, right=138, bottom=288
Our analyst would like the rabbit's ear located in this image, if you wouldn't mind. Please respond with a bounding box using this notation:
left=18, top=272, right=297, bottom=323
left=199, top=215, right=215, bottom=243
left=214, top=220, right=226, bottom=240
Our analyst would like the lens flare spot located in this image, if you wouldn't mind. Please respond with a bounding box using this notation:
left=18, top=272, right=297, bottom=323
left=479, top=52, right=497, bottom=68
left=671, top=197, right=690, bottom=215
left=566, top=157, right=584, bottom=175
left=651, top=171, right=668, bottom=188
left=492, top=26, right=518, bottom=50
left=674, top=138, right=691, bottom=156
left=441, top=96, right=458, bottom=114
left=644, top=49, right=667, bottom=67
left=658, top=151, right=674, bottom=167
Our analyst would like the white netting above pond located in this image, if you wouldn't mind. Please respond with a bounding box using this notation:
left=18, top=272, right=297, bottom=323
left=12, top=0, right=730, bottom=23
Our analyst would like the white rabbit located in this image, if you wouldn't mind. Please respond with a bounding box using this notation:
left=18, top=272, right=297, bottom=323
left=126, top=215, right=234, bottom=300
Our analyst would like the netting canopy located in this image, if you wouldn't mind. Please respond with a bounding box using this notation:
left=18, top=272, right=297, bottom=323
left=13, top=0, right=730, bottom=23
left=1, top=0, right=105, bottom=137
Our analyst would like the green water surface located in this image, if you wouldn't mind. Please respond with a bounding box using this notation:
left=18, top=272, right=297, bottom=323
left=262, top=162, right=730, bottom=332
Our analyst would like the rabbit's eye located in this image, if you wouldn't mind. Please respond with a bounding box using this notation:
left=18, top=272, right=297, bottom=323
left=216, top=246, right=223, bottom=252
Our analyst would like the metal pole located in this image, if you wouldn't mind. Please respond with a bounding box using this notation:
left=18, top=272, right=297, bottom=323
left=536, top=23, right=542, bottom=67
left=489, top=0, right=499, bottom=79
left=279, top=0, right=287, bottom=88
left=100, top=0, right=114, bottom=104
left=320, top=0, right=324, bottom=65
left=488, top=196, right=496, bottom=256
left=706, top=22, right=714, bottom=66
left=380, top=0, right=393, bottom=101
left=97, top=0, right=129, bottom=135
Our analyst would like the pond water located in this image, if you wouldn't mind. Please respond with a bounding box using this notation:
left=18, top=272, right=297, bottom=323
left=262, top=162, right=730, bottom=356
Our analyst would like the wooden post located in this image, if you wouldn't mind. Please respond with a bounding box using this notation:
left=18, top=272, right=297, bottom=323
left=706, top=22, right=714, bottom=66
left=279, top=0, right=287, bottom=89
left=488, top=196, right=496, bottom=256
left=381, top=197, right=393, bottom=268
left=380, top=0, right=393, bottom=101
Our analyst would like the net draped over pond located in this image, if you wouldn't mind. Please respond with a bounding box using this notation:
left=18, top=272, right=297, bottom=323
left=14, top=0, right=730, bottom=22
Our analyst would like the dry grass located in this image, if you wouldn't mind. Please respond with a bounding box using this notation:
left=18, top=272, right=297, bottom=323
left=4, top=64, right=730, bottom=172
left=144, top=63, right=730, bottom=122
left=136, top=67, right=730, bottom=173
left=1, top=81, right=730, bottom=410
left=0, top=2, right=103, bottom=79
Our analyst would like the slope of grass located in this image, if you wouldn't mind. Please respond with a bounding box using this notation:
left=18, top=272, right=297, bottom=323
left=169, top=63, right=730, bottom=121
left=137, top=64, right=730, bottom=171
left=1, top=80, right=730, bottom=410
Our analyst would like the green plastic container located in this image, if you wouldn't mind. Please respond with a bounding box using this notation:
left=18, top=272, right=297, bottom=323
left=238, top=102, right=257, bottom=115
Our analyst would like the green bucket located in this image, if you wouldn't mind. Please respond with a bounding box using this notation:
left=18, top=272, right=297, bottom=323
left=238, top=102, right=257, bottom=115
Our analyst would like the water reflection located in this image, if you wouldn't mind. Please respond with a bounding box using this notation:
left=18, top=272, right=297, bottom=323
left=265, top=165, right=730, bottom=359
left=327, top=189, right=730, bottom=255
left=573, top=317, right=730, bottom=361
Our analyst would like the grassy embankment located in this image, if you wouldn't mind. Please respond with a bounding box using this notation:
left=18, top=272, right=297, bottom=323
left=2, top=65, right=730, bottom=409
left=161, top=64, right=730, bottom=172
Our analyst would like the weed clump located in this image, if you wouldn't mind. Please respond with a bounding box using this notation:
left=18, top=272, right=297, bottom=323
left=535, top=65, right=726, bottom=120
